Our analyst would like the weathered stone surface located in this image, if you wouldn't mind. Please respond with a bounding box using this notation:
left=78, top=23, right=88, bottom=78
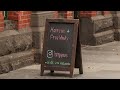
left=114, top=29, right=120, bottom=41
left=92, top=15, right=113, bottom=33
left=92, top=30, right=114, bottom=45
left=110, top=13, right=120, bottom=41
left=80, top=15, right=114, bottom=45
left=34, top=53, right=41, bottom=64
left=0, top=50, right=34, bottom=74
left=0, top=56, right=11, bottom=74
left=81, top=29, right=114, bottom=46
left=32, top=27, right=45, bottom=63
left=4, top=20, right=16, bottom=30
left=80, top=15, right=113, bottom=34
left=0, top=38, right=10, bottom=56
left=93, top=18, right=113, bottom=33
left=32, top=32, right=41, bottom=49
left=13, top=33, right=32, bottom=52
left=113, top=13, right=120, bottom=29
left=0, top=26, right=34, bottom=74
left=32, top=27, right=44, bottom=49
left=9, top=50, right=34, bottom=70
left=0, top=30, right=32, bottom=56
left=31, top=11, right=55, bottom=27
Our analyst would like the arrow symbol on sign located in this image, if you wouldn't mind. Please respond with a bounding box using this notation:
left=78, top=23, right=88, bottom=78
left=67, top=29, right=70, bottom=33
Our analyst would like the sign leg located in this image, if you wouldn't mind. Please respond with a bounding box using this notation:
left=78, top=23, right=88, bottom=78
left=41, top=65, right=44, bottom=76
left=50, top=70, right=54, bottom=73
left=70, top=69, right=74, bottom=78
left=76, top=24, right=83, bottom=74
left=79, top=64, right=83, bottom=74
left=78, top=42, right=83, bottom=74
left=78, top=44, right=83, bottom=74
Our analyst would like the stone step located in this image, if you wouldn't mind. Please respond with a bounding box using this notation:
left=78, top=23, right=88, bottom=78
left=0, top=50, right=34, bottom=74
left=0, top=30, right=32, bottom=56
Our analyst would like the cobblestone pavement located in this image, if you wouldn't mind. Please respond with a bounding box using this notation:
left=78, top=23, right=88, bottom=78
left=1, top=41, right=120, bottom=79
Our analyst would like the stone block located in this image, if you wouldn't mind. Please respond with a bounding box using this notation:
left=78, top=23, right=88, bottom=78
left=31, top=11, right=55, bottom=27
left=113, top=13, right=120, bottom=29
left=0, top=50, right=34, bottom=74
left=80, top=15, right=114, bottom=45
left=0, top=30, right=32, bottom=56
left=91, top=30, right=114, bottom=45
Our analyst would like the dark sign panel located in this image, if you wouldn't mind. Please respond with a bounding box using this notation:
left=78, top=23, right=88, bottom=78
left=41, top=18, right=82, bottom=77
left=45, top=23, right=74, bottom=67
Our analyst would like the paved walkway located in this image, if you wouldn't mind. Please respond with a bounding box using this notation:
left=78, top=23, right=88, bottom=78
left=1, top=41, right=120, bottom=79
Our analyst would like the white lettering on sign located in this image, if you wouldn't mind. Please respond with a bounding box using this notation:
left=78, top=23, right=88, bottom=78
left=67, top=29, right=70, bottom=33
left=47, top=50, right=68, bottom=59
left=47, top=50, right=53, bottom=58
left=50, top=27, right=65, bottom=34
left=50, top=34, right=68, bottom=41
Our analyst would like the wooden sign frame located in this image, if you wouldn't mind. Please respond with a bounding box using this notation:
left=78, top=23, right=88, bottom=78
left=41, top=18, right=82, bottom=77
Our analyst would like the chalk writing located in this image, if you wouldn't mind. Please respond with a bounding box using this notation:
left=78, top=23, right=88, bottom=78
left=50, top=27, right=65, bottom=34
left=47, top=50, right=68, bottom=59
left=54, top=51, right=68, bottom=58
left=47, top=50, right=53, bottom=58
left=50, top=34, right=68, bottom=41
left=45, top=60, right=70, bottom=66
left=67, top=29, right=70, bottom=33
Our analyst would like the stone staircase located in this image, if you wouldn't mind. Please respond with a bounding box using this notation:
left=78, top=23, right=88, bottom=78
left=0, top=29, right=34, bottom=74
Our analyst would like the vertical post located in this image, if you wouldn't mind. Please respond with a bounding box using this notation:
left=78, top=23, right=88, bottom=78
left=74, top=11, right=83, bottom=74
left=74, top=11, right=79, bottom=19
left=41, top=64, right=44, bottom=76
left=50, top=70, right=54, bottom=73
left=78, top=11, right=83, bottom=74
left=0, top=11, right=4, bottom=32
left=3, top=11, right=8, bottom=20
left=112, top=11, right=120, bottom=41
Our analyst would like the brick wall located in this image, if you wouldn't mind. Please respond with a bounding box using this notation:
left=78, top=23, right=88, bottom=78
left=103, top=11, right=111, bottom=15
left=80, top=11, right=111, bottom=17
left=55, top=11, right=111, bottom=18
left=54, top=11, right=110, bottom=18
left=80, top=11, right=97, bottom=17
left=8, top=11, right=32, bottom=30
left=0, top=11, right=4, bottom=32
left=0, top=11, right=111, bottom=32
left=54, top=11, right=73, bottom=19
